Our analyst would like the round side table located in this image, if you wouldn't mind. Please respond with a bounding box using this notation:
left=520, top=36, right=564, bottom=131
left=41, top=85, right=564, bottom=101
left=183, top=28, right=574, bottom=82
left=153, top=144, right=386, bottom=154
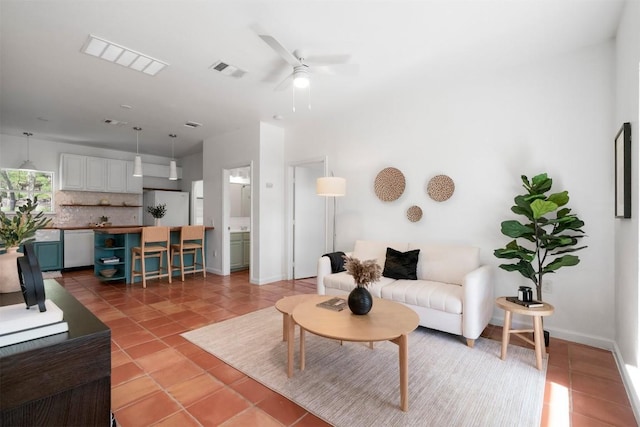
left=495, top=296, right=555, bottom=370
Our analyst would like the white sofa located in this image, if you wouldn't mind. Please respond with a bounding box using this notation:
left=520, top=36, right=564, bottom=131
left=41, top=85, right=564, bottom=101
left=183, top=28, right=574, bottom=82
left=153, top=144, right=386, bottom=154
left=317, top=240, right=493, bottom=347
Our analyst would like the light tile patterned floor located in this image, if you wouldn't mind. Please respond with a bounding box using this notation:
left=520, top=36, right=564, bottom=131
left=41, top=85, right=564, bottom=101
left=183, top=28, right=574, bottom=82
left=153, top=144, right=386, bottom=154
left=57, top=269, right=636, bottom=426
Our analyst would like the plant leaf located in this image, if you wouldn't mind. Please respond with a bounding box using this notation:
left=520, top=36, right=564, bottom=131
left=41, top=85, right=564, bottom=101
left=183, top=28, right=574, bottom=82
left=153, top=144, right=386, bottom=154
left=530, top=199, right=558, bottom=219
left=501, top=220, right=534, bottom=238
left=542, top=255, right=580, bottom=273
left=548, top=191, right=569, bottom=207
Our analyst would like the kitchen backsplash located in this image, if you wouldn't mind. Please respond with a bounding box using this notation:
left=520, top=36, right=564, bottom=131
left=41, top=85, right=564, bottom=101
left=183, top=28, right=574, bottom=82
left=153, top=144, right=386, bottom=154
left=54, top=191, right=142, bottom=227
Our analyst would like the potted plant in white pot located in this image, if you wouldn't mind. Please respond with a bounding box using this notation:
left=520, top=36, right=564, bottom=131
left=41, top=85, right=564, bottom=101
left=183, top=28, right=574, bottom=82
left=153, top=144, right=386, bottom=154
left=494, top=173, right=587, bottom=343
left=147, top=203, right=166, bottom=226
left=0, top=197, right=51, bottom=293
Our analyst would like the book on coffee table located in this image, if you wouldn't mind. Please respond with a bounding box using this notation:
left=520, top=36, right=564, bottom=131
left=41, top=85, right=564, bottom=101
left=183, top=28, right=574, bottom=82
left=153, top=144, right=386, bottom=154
left=317, top=297, right=347, bottom=311
left=506, top=296, right=544, bottom=308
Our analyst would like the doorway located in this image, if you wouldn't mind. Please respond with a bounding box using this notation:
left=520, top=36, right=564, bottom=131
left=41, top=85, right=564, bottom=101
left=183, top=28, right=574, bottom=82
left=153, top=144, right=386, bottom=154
left=290, top=160, right=325, bottom=279
left=223, top=165, right=252, bottom=276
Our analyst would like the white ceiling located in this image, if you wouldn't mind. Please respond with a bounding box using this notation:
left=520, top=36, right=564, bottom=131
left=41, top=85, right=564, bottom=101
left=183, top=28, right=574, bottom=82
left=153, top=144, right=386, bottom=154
left=0, top=0, right=624, bottom=158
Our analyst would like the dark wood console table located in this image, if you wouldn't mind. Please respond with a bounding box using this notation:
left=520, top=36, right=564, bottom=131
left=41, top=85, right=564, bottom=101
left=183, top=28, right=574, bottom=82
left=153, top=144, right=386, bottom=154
left=0, top=279, right=111, bottom=426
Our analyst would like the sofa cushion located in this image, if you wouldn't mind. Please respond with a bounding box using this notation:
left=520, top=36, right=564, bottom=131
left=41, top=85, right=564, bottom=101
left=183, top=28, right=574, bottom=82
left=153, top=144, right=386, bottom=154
left=323, top=271, right=396, bottom=298
left=382, top=247, right=420, bottom=280
left=409, top=244, right=480, bottom=285
left=353, top=240, right=409, bottom=267
left=380, top=280, right=463, bottom=315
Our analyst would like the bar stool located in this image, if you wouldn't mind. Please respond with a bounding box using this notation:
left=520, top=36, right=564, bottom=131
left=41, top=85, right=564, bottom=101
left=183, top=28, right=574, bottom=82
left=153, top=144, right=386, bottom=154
left=130, top=226, right=172, bottom=288
left=170, top=225, right=206, bottom=281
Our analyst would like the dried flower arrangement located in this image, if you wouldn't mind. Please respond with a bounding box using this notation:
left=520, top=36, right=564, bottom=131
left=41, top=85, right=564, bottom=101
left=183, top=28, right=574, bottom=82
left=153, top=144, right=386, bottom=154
left=343, top=255, right=381, bottom=288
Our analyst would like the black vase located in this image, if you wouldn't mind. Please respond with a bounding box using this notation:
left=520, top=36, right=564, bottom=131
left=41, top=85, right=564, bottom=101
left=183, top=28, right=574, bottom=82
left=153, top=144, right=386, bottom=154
left=348, top=286, right=373, bottom=315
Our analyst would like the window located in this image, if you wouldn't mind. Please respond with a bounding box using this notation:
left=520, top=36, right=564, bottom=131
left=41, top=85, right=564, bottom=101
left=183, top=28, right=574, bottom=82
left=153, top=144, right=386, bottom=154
left=0, top=168, right=54, bottom=213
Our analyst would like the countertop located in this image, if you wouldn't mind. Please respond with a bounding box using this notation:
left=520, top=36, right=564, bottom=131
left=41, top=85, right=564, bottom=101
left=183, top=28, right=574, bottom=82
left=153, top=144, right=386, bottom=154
left=93, top=226, right=214, bottom=234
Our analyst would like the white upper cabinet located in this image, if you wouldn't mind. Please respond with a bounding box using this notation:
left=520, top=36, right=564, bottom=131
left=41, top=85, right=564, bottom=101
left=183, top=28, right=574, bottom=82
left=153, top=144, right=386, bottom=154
left=59, top=154, right=142, bottom=194
left=106, top=159, right=126, bottom=193
left=125, top=161, right=143, bottom=194
left=60, top=154, right=86, bottom=191
left=85, top=157, right=106, bottom=191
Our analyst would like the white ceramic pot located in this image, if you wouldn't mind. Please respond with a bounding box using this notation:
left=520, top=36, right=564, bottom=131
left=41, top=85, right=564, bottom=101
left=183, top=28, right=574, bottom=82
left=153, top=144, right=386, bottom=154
left=154, top=218, right=161, bottom=226
left=0, top=247, right=23, bottom=293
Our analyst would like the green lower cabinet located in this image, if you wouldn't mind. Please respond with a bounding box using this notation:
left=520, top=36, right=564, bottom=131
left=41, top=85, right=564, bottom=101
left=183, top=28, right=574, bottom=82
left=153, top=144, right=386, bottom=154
left=231, top=232, right=249, bottom=271
left=32, top=241, right=63, bottom=271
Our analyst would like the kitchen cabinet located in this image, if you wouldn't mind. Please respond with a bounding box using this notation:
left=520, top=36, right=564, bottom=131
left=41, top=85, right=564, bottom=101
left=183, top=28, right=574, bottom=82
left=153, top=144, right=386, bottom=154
left=60, top=153, right=86, bottom=190
left=85, top=156, right=106, bottom=191
left=59, top=154, right=141, bottom=193
left=106, top=159, right=126, bottom=193
left=126, top=161, right=143, bottom=194
left=94, top=233, right=126, bottom=282
left=231, top=232, right=249, bottom=271
left=33, top=241, right=63, bottom=271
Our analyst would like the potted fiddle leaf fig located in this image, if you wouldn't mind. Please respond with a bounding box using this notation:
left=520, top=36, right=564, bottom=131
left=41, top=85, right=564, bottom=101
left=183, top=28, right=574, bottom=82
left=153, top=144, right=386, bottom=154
left=494, top=173, right=587, bottom=302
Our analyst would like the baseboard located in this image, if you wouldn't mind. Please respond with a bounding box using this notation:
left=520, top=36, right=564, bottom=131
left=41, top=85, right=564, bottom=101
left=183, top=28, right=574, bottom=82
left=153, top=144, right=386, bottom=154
left=613, top=343, right=640, bottom=424
left=252, top=274, right=286, bottom=285
left=490, top=315, right=615, bottom=350
left=206, top=267, right=223, bottom=275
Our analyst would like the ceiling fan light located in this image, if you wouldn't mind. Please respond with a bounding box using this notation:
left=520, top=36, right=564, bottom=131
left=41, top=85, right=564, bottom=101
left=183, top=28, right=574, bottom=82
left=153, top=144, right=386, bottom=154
left=293, top=70, right=310, bottom=88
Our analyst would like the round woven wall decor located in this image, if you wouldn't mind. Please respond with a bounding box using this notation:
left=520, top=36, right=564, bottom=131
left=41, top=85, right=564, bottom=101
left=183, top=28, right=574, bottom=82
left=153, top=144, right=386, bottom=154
left=427, top=174, right=455, bottom=202
left=407, top=205, right=423, bottom=222
left=374, top=167, right=406, bottom=202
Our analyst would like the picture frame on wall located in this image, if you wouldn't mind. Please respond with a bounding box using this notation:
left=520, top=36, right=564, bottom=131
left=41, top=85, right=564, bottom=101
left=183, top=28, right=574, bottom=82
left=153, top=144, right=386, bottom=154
left=615, top=122, right=631, bottom=218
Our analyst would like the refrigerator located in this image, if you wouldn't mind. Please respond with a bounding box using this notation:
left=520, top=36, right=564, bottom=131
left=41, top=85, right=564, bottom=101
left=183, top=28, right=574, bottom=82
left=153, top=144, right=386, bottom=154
left=143, top=191, right=190, bottom=226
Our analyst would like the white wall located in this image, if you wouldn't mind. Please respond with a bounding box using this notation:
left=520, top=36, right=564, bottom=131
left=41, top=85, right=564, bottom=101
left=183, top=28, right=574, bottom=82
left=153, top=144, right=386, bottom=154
left=285, top=41, right=616, bottom=347
left=614, top=0, right=640, bottom=414
left=258, top=123, right=285, bottom=284
left=203, top=125, right=260, bottom=279
left=180, top=150, right=204, bottom=193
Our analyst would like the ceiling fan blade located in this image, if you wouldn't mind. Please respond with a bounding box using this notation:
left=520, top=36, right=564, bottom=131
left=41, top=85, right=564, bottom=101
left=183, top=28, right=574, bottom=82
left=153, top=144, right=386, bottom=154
left=304, top=54, right=351, bottom=65
left=258, top=34, right=301, bottom=67
left=274, top=72, right=293, bottom=91
left=310, top=63, right=359, bottom=76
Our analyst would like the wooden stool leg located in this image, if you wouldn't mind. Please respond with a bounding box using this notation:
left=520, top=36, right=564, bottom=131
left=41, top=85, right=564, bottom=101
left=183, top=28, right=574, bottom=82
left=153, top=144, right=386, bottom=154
left=200, top=246, right=206, bottom=278
left=533, top=315, right=544, bottom=370
left=141, top=253, right=147, bottom=288
left=501, top=310, right=512, bottom=360
left=166, top=250, right=172, bottom=283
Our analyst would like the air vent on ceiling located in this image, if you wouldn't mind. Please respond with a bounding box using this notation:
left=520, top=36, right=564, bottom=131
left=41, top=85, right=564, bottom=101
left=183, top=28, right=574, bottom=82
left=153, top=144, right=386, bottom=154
left=210, top=60, right=247, bottom=79
left=103, top=118, right=129, bottom=127
left=184, top=121, right=203, bottom=129
left=81, top=35, right=169, bottom=76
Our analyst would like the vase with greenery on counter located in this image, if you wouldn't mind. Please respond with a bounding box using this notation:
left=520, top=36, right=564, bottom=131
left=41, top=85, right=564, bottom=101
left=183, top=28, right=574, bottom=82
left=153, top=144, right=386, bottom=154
left=147, top=203, right=166, bottom=226
left=0, top=197, right=52, bottom=293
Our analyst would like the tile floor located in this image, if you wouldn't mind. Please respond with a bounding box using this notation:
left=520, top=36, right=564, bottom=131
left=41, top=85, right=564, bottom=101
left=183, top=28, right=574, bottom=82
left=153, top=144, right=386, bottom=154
left=56, top=269, right=637, bottom=426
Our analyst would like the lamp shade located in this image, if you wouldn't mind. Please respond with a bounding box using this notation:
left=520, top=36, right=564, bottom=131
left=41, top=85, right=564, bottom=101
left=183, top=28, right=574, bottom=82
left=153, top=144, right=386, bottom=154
left=168, top=160, right=178, bottom=180
left=133, top=155, right=143, bottom=177
left=317, top=177, right=346, bottom=197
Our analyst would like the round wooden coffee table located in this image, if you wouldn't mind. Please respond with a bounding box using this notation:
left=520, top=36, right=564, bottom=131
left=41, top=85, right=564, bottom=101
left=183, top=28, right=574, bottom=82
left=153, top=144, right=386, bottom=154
left=292, top=297, right=419, bottom=411
left=275, top=294, right=326, bottom=378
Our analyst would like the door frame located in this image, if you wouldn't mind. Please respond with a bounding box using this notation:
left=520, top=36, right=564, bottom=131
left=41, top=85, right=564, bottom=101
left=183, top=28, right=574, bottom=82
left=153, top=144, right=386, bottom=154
left=222, top=163, right=253, bottom=277
left=286, top=156, right=327, bottom=280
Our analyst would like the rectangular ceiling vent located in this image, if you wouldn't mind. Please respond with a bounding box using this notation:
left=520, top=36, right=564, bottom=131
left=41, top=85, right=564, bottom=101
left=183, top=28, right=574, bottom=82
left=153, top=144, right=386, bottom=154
left=81, top=34, right=169, bottom=76
left=103, top=118, right=128, bottom=127
left=184, top=121, right=203, bottom=129
left=210, top=60, right=247, bottom=79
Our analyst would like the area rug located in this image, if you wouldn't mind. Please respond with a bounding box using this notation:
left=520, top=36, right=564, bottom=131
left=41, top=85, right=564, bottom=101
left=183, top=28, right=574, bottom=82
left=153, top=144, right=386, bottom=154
left=182, top=307, right=546, bottom=426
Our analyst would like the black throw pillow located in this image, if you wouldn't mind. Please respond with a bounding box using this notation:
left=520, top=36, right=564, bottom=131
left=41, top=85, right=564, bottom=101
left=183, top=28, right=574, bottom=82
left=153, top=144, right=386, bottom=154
left=382, top=247, right=420, bottom=280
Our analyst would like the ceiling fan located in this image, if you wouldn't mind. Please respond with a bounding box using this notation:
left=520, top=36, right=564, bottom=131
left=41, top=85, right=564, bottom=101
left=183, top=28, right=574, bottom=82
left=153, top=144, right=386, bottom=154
left=258, top=34, right=359, bottom=91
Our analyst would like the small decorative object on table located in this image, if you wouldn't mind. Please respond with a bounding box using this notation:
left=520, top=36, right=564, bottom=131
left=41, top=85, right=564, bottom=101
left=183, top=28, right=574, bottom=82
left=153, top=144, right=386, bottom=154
left=317, top=297, right=347, bottom=311
left=147, top=203, right=167, bottom=226
left=344, top=255, right=381, bottom=315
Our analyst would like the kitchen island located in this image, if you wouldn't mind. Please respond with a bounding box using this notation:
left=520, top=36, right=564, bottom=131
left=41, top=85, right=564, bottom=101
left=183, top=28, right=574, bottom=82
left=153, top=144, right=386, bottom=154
left=93, top=226, right=212, bottom=284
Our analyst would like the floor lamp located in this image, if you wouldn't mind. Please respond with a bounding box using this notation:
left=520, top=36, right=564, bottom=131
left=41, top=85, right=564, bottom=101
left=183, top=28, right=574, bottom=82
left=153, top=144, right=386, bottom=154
left=316, top=176, right=346, bottom=252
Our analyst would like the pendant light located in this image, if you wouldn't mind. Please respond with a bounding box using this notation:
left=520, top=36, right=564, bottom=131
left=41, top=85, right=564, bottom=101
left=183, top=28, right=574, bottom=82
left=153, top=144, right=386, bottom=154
left=19, top=132, right=37, bottom=170
left=132, top=127, right=143, bottom=177
left=168, top=134, right=177, bottom=181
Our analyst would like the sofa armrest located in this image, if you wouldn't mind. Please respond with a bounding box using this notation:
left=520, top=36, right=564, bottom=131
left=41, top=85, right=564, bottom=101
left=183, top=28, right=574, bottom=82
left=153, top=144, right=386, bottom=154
left=317, top=251, right=352, bottom=295
left=461, top=265, right=493, bottom=340
left=317, top=256, right=332, bottom=295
